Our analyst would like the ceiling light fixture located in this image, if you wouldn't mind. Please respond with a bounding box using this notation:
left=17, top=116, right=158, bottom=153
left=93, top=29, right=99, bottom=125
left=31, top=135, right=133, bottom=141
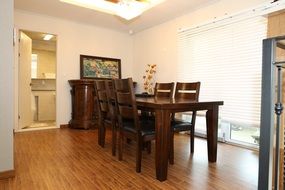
left=59, top=0, right=165, bottom=20
left=43, top=34, right=54, bottom=41
left=116, top=0, right=145, bottom=20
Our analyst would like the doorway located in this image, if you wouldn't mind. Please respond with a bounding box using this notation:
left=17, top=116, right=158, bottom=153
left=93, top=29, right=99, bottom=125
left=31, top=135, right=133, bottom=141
left=18, top=30, right=57, bottom=130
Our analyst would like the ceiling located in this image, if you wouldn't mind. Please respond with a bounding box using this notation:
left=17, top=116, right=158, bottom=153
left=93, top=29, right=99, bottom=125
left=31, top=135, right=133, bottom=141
left=14, top=0, right=214, bottom=34
left=21, top=30, right=57, bottom=52
left=22, top=30, right=57, bottom=41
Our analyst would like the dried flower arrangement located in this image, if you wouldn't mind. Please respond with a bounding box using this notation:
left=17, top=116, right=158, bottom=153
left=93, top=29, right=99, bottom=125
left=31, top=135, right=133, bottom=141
left=143, top=64, right=157, bottom=94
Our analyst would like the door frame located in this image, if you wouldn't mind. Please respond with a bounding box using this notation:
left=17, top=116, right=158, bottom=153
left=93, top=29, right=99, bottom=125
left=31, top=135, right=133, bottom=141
left=14, top=28, right=58, bottom=132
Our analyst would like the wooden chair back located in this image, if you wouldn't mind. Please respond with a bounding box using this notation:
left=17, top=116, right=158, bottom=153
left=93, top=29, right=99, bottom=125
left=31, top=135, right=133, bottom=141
left=95, top=80, right=109, bottom=119
left=154, top=82, right=175, bottom=98
left=174, top=82, right=200, bottom=101
left=105, top=80, right=116, bottom=116
left=113, top=78, right=140, bottom=130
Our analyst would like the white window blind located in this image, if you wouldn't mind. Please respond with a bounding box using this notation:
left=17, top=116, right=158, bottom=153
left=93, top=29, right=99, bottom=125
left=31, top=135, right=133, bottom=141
left=177, top=16, right=267, bottom=127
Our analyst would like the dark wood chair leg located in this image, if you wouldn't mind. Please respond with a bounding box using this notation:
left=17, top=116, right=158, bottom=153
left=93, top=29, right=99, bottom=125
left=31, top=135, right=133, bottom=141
left=136, top=138, right=142, bottom=173
left=147, top=141, right=151, bottom=154
left=142, top=142, right=146, bottom=150
left=126, top=138, right=132, bottom=144
left=169, top=130, right=174, bottom=165
left=101, top=125, right=106, bottom=148
left=112, top=124, right=116, bottom=156
left=118, top=130, right=123, bottom=161
left=98, top=120, right=102, bottom=146
left=98, top=120, right=106, bottom=147
left=190, top=126, right=195, bottom=153
left=142, top=142, right=150, bottom=152
left=98, top=126, right=101, bottom=146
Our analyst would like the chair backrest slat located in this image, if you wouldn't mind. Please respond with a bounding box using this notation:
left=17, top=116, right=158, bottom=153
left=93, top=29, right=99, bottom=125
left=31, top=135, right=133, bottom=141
left=154, top=82, right=175, bottom=98
left=97, top=91, right=108, bottom=112
left=95, top=80, right=109, bottom=114
left=175, top=82, right=200, bottom=101
left=116, top=92, right=133, bottom=105
left=105, top=80, right=115, bottom=101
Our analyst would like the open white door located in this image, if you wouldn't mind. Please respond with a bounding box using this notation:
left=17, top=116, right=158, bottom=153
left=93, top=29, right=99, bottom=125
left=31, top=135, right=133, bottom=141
left=18, top=31, right=32, bottom=130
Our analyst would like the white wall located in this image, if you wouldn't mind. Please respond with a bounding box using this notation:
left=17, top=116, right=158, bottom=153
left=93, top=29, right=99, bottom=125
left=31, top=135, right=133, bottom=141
left=0, top=0, right=14, bottom=172
left=14, top=10, right=133, bottom=128
left=133, top=0, right=269, bottom=92
left=14, top=0, right=270, bottom=128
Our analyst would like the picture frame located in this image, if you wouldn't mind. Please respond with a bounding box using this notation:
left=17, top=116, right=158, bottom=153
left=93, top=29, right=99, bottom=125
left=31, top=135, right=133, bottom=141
left=80, top=55, right=121, bottom=79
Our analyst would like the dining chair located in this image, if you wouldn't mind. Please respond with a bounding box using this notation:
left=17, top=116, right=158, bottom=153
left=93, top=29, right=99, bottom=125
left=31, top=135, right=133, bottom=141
left=94, top=80, right=117, bottom=156
left=154, top=82, right=175, bottom=98
left=169, top=82, right=201, bottom=165
left=113, top=78, right=155, bottom=173
left=142, top=82, right=175, bottom=119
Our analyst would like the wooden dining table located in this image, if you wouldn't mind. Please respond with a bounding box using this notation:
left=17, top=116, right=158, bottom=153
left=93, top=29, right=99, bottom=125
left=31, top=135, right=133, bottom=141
left=135, top=97, right=224, bottom=182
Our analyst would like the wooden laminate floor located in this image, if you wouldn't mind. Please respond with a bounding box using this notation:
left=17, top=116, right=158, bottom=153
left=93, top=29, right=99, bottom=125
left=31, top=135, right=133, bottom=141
left=0, top=128, right=258, bottom=190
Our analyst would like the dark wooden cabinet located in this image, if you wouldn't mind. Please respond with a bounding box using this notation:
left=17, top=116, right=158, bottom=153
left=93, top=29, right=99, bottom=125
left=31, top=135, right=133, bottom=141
left=68, top=79, right=97, bottom=129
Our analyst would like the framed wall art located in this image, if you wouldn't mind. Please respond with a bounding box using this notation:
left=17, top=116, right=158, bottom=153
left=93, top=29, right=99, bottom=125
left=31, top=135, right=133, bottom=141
left=80, top=55, right=121, bottom=79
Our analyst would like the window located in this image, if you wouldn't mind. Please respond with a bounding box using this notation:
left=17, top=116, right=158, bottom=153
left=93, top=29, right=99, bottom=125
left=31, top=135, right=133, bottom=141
left=177, top=16, right=267, bottom=146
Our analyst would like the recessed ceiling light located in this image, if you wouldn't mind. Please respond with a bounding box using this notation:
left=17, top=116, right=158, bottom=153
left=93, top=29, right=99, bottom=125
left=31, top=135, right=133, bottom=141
left=43, top=34, right=54, bottom=41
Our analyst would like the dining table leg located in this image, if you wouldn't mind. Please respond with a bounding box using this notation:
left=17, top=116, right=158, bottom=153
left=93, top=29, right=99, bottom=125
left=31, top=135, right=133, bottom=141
left=206, top=105, right=219, bottom=162
left=155, top=109, right=171, bottom=181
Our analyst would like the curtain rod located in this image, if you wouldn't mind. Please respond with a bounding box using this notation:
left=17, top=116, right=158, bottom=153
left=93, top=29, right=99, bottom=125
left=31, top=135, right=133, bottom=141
left=178, top=0, right=285, bottom=33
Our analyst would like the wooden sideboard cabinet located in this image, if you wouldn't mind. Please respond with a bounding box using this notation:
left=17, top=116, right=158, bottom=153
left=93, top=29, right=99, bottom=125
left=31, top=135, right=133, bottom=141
left=68, top=79, right=97, bottom=129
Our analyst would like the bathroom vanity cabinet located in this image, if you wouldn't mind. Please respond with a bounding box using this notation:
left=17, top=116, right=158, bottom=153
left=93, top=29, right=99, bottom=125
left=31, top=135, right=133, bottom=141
left=31, top=79, right=56, bottom=121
